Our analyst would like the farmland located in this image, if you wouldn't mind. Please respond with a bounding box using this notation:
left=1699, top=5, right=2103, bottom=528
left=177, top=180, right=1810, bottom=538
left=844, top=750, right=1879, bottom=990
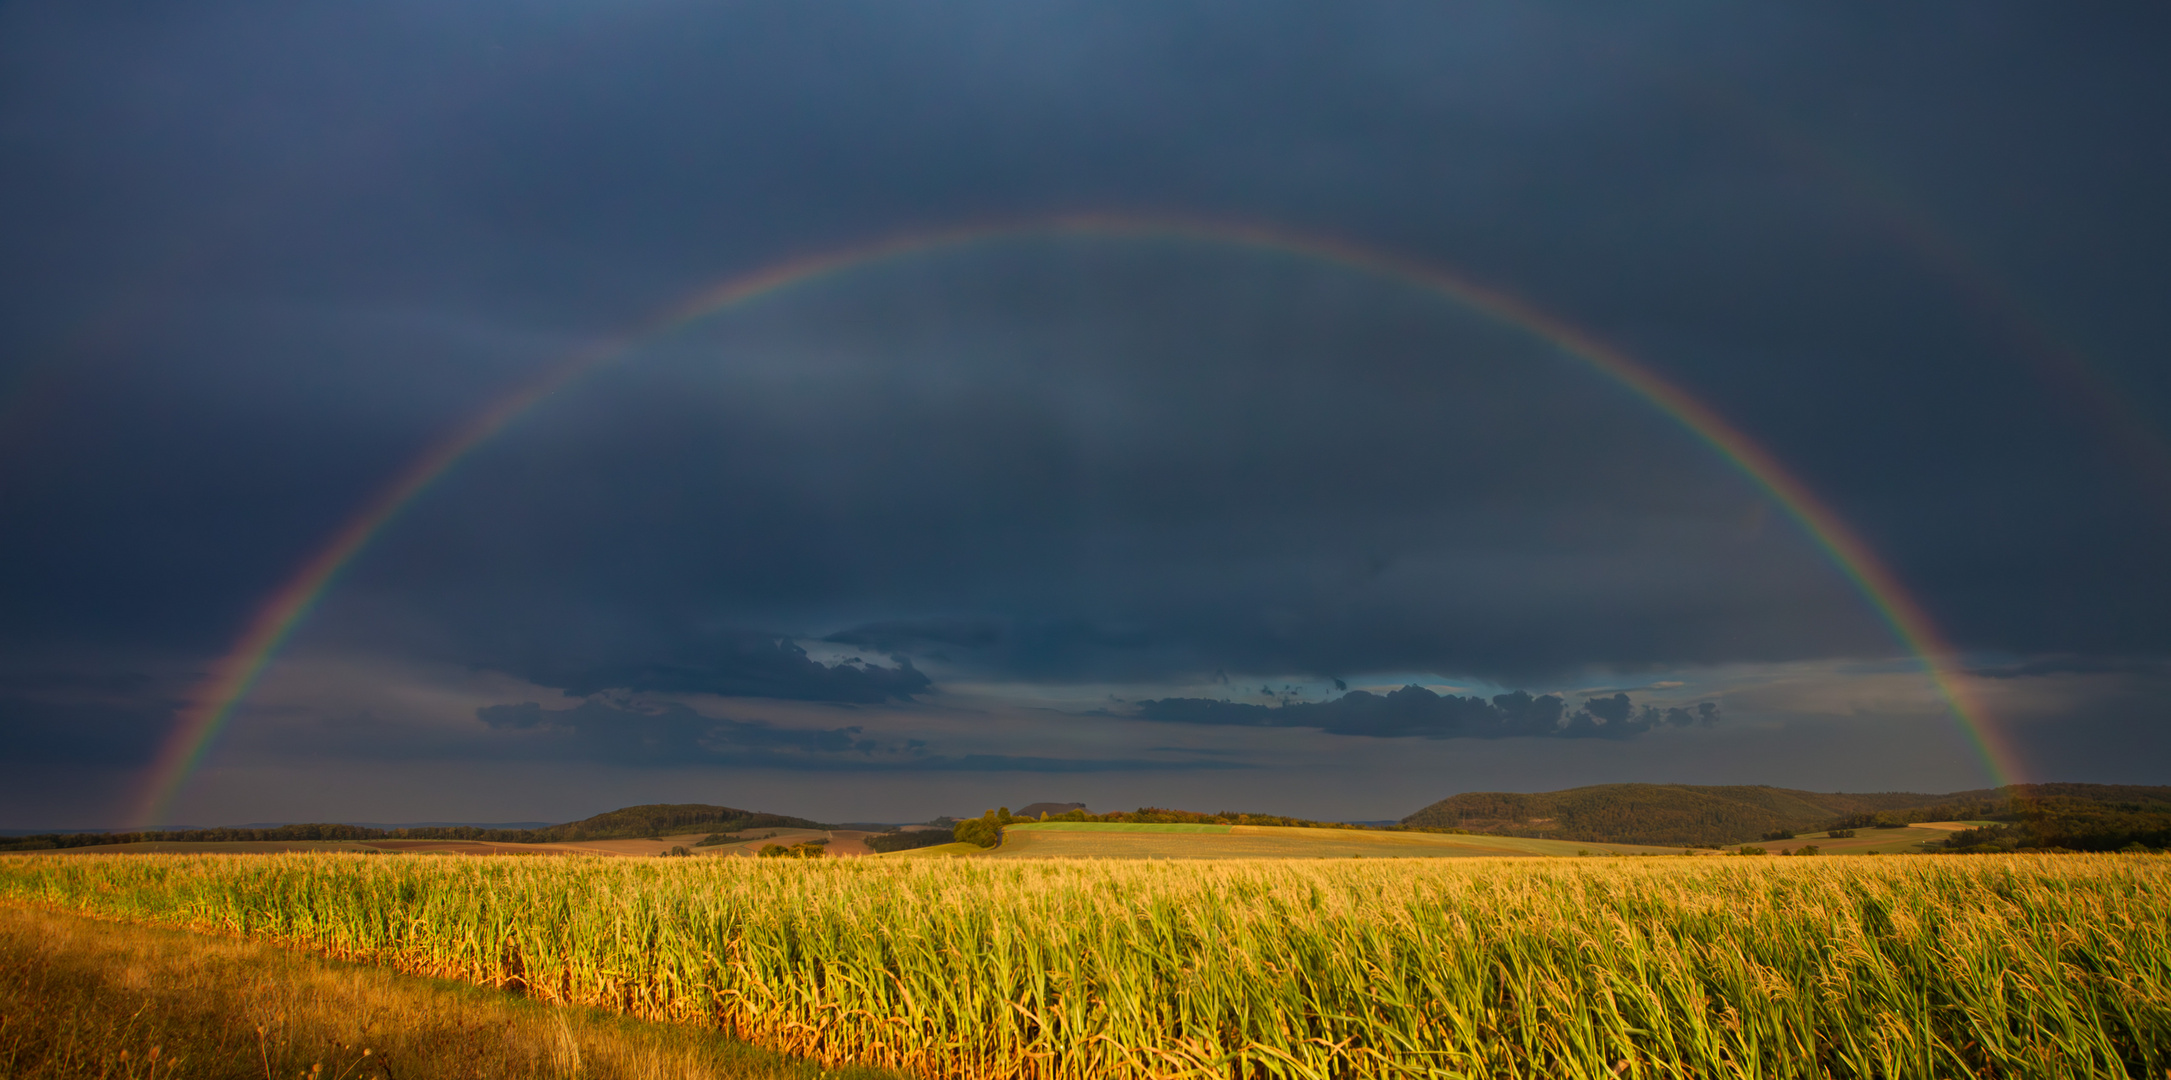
left=1750, top=822, right=1996, bottom=857
left=984, top=822, right=1688, bottom=859
left=2, top=851, right=2165, bottom=1078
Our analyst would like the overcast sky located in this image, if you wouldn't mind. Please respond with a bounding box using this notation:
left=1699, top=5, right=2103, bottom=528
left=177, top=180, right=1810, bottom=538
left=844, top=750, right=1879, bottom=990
left=3, top=3, right=2167, bottom=828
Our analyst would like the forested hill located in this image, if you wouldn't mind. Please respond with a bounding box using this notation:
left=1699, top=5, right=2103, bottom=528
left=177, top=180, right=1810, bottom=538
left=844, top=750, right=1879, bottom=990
left=528, top=803, right=826, bottom=841
left=1400, top=783, right=2171, bottom=847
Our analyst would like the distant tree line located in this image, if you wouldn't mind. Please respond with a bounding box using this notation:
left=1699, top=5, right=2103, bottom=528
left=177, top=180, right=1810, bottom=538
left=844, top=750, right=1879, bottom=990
left=1808, top=785, right=2171, bottom=853
left=695, top=830, right=784, bottom=847
left=937, top=806, right=1467, bottom=850
left=1, top=822, right=393, bottom=852
left=1931, top=795, right=2171, bottom=853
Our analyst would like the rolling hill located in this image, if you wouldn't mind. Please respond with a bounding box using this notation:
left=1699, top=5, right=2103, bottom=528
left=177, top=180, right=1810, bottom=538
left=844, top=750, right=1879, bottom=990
left=1398, top=777, right=2171, bottom=847
left=1401, top=784, right=1949, bottom=846
left=1401, top=782, right=2171, bottom=847
left=525, top=804, right=827, bottom=841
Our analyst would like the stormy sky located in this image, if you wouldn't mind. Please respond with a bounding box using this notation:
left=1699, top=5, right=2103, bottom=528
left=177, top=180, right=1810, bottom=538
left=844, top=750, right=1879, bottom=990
left=3, top=3, right=2167, bottom=828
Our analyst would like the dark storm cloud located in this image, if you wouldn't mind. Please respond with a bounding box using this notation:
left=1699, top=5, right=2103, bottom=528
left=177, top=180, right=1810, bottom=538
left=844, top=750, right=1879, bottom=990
left=1, top=1, right=2168, bottom=816
left=493, top=632, right=930, bottom=703
left=6, top=2, right=2167, bottom=686
left=473, top=698, right=1235, bottom=773
left=330, top=237, right=1916, bottom=689
left=0, top=662, right=195, bottom=767
left=1130, top=687, right=1718, bottom=741
left=826, top=619, right=1007, bottom=654
left=0, top=696, right=171, bottom=765
left=0, top=670, right=156, bottom=696
left=476, top=699, right=886, bottom=766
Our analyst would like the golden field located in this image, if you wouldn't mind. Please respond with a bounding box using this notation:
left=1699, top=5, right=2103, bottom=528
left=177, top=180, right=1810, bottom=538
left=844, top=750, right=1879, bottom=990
left=1, top=852, right=2165, bottom=1079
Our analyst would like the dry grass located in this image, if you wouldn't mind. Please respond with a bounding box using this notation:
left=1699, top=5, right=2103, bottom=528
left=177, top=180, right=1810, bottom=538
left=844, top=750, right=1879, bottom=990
left=0, top=904, right=899, bottom=1080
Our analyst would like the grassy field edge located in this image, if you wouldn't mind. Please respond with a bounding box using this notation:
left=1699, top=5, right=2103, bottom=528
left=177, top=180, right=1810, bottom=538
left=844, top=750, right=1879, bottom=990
left=0, top=901, right=901, bottom=1080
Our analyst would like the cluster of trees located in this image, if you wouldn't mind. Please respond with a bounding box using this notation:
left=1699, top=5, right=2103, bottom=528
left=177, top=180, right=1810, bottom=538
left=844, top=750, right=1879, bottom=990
left=863, top=827, right=958, bottom=853
left=1825, top=813, right=1925, bottom=830
left=948, top=806, right=1106, bottom=847
left=757, top=839, right=829, bottom=858
left=694, top=831, right=781, bottom=847
left=952, top=811, right=1010, bottom=848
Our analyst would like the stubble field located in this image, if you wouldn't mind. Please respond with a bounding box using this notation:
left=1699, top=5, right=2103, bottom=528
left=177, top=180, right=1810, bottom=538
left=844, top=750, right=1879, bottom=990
left=1, top=852, right=2165, bottom=1079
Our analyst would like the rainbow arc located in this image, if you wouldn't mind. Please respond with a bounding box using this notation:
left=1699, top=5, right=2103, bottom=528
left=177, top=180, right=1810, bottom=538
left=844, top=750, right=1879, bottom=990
left=130, top=214, right=2020, bottom=827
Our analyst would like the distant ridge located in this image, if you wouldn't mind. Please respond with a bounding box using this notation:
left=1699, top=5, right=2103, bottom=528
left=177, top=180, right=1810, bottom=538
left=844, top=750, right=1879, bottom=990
left=0, top=803, right=828, bottom=852
left=1401, top=782, right=2171, bottom=847
left=0, top=822, right=552, bottom=837
left=530, top=803, right=826, bottom=841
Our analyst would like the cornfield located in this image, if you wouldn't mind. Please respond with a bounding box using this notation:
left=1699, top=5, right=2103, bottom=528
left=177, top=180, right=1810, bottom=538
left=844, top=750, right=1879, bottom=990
left=1, top=853, right=2165, bottom=1079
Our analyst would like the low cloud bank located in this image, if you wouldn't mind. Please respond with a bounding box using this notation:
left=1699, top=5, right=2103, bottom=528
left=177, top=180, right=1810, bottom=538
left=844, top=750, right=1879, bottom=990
left=1969, top=655, right=2171, bottom=680
left=478, top=699, right=894, bottom=765
left=496, top=633, right=930, bottom=703
left=1131, top=686, right=1718, bottom=740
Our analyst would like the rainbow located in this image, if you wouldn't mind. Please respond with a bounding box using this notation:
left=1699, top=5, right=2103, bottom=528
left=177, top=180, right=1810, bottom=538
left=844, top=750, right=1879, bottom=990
left=129, top=213, right=2021, bottom=826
